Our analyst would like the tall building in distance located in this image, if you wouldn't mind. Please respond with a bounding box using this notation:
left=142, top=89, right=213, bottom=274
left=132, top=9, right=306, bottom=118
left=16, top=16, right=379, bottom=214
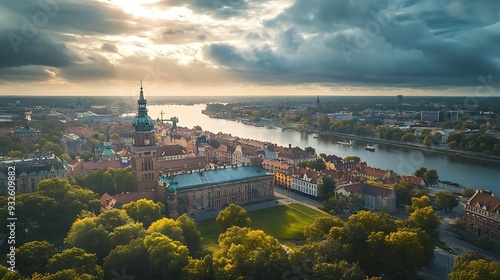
left=396, top=95, right=403, bottom=107
left=130, top=82, right=158, bottom=191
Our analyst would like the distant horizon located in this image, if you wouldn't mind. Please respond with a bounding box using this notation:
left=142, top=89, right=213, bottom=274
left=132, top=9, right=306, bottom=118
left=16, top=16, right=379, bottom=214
left=1, top=1, right=498, bottom=97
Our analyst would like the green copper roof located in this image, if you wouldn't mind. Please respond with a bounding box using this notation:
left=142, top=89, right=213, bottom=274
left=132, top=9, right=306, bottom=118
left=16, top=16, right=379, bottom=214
left=102, top=148, right=115, bottom=157
left=159, top=166, right=272, bottom=191
left=167, top=184, right=176, bottom=193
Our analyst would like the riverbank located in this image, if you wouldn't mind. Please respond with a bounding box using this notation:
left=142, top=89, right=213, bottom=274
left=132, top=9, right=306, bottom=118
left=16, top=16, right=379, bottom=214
left=205, top=113, right=500, bottom=165
left=314, top=131, right=500, bottom=165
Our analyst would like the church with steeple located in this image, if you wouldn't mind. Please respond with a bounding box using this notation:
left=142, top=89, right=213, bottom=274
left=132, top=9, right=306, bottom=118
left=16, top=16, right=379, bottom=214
left=130, top=82, right=159, bottom=191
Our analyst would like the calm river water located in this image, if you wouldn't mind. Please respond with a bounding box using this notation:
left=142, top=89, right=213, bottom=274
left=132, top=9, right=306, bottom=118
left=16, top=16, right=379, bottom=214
left=146, top=104, right=500, bottom=193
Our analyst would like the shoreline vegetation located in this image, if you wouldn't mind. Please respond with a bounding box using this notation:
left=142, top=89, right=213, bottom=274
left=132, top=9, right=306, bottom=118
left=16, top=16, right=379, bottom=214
left=204, top=113, right=500, bottom=165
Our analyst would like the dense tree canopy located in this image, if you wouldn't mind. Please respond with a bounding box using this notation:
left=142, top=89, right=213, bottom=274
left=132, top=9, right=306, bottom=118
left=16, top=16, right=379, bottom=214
left=76, top=168, right=137, bottom=196
left=435, top=191, right=459, bottom=211
left=216, top=204, right=251, bottom=231
left=123, top=199, right=164, bottom=228
left=15, top=241, right=55, bottom=276
left=450, top=251, right=500, bottom=280
left=46, top=248, right=103, bottom=279
left=214, top=227, right=289, bottom=280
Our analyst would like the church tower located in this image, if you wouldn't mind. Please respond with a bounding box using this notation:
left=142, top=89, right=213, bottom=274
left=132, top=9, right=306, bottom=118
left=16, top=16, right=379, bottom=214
left=130, top=82, right=158, bottom=190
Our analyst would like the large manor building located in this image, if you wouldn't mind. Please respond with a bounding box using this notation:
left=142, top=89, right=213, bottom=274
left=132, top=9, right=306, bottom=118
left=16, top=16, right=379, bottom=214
left=102, top=84, right=274, bottom=218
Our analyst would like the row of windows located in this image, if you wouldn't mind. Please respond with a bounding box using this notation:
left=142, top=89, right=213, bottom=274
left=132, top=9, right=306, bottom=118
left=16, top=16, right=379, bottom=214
left=212, top=183, right=268, bottom=197
left=466, top=212, right=500, bottom=231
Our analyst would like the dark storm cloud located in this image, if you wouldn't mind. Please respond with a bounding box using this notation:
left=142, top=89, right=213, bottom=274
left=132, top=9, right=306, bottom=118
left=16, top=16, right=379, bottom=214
left=0, top=29, right=75, bottom=68
left=206, top=0, right=500, bottom=88
left=0, top=0, right=144, bottom=82
left=0, top=0, right=144, bottom=36
left=0, top=66, right=55, bottom=82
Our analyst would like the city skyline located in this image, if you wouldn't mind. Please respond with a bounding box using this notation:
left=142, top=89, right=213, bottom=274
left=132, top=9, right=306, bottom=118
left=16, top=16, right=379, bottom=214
left=1, top=0, right=499, bottom=96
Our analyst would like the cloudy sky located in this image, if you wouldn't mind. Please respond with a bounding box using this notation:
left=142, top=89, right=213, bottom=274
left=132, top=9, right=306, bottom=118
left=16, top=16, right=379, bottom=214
left=0, top=0, right=499, bottom=96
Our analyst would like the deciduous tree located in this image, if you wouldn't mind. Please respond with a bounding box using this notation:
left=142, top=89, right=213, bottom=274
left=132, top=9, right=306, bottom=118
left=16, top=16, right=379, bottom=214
left=15, top=240, right=55, bottom=276
left=214, top=227, right=289, bottom=280
left=123, top=198, right=164, bottom=228
left=46, top=248, right=103, bottom=279
left=215, top=204, right=251, bottom=231
left=435, top=191, right=458, bottom=211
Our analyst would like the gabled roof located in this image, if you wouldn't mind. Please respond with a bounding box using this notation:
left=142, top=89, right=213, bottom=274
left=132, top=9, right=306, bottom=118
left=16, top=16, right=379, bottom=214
left=293, top=168, right=321, bottom=184
left=64, top=127, right=95, bottom=136
left=78, top=159, right=129, bottom=171
left=156, top=145, right=186, bottom=157
left=401, top=175, right=425, bottom=186
left=101, top=190, right=159, bottom=209
left=468, top=189, right=500, bottom=212
left=339, top=182, right=394, bottom=198
left=261, top=159, right=292, bottom=171
left=157, top=157, right=208, bottom=172
left=359, top=166, right=389, bottom=179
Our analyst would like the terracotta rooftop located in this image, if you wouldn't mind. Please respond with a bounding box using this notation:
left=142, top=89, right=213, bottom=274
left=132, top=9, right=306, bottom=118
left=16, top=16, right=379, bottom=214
left=78, top=159, right=129, bottom=171
left=101, top=189, right=159, bottom=209
left=157, top=157, right=208, bottom=173
left=360, top=166, right=389, bottom=179
left=64, top=127, right=95, bottom=136
left=293, top=168, right=321, bottom=184
left=340, top=182, right=394, bottom=198
left=156, top=145, right=186, bottom=157
left=262, top=158, right=292, bottom=171
left=401, top=175, right=425, bottom=186
left=468, top=189, right=500, bottom=212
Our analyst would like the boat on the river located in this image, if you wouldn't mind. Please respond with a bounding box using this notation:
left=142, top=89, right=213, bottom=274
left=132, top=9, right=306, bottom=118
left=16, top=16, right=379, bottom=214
left=337, top=141, right=352, bottom=146
left=366, top=144, right=375, bottom=151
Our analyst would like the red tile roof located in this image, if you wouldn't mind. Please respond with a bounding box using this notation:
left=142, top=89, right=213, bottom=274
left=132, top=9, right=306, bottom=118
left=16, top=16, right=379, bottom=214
left=64, top=127, right=95, bottom=136
left=469, top=190, right=500, bottom=212
left=360, top=166, right=389, bottom=179
left=79, top=160, right=125, bottom=171
left=401, top=175, right=425, bottom=186
left=341, top=182, right=394, bottom=198
left=156, top=145, right=186, bottom=157
left=101, top=190, right=159, bottom=209
left=293, top=168, right=321, bottom=184
left=157, top=157, right=208, bottom=173
left=262, top=159, right=292, bottom=171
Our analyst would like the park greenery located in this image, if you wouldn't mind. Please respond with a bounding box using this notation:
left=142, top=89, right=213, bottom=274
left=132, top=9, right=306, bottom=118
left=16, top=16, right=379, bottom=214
left=0, top=176, right=490, bottom=279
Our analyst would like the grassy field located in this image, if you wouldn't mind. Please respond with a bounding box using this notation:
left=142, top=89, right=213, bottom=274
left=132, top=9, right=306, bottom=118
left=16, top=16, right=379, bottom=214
left=197, top=203, right=329, bottom=245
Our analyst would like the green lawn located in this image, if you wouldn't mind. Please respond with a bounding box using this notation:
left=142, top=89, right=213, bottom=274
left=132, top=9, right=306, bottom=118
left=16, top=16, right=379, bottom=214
left=197, top=203, right=329, bottom=245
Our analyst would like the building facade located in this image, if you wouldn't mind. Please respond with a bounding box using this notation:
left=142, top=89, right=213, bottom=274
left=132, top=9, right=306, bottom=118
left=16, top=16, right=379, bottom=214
left=261, top=159, right=293, bottom=189
left=335, top=182, right=396, bottom=212
left=158, top=165, right=274, bottom=217
left=0, top=155, right=68, bottom=194
left=291, top=168, right=321, bottom=197
left=12, top=125, right=41, bottom=142
left=463, top=189, right=500, bottom=240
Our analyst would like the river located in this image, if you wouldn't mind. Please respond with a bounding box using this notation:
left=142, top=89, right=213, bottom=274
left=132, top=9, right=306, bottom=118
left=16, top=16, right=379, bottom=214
left=146, top=104, right=500, bottom=193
